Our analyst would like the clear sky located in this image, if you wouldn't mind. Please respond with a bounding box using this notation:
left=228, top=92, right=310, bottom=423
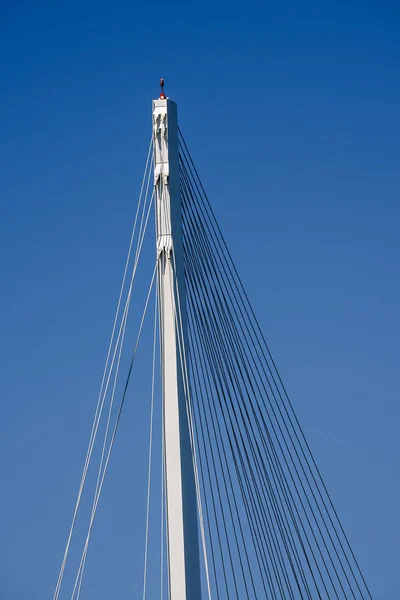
left=1, top=1, right=399, bottom=598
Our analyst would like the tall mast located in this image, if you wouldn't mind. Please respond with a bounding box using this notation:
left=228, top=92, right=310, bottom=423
left=153, top=81, right=202, bottom=599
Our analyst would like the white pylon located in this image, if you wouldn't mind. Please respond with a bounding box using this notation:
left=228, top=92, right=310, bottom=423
left=153, top=84, right=202, bottom=599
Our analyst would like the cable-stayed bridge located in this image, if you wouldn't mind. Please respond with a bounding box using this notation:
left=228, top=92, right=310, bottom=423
left=51, top=82, right=372, bottom=600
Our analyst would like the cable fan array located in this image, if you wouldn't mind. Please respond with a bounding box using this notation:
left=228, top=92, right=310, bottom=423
left=179, top=130, right=372, bottom=600
left=52, top=138, right=158, bottom=600
left=51, top=123, right=373, bottom=600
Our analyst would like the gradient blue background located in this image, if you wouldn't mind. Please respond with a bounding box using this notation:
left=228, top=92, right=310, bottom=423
left=1, top=1, right=399, bottom=598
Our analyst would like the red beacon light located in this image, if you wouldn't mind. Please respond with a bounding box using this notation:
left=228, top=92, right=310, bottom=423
left=159, top=78, right=166, bottom=99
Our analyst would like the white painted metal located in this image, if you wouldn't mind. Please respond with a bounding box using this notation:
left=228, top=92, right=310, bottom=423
left=153, top=97, right=202, bottom=600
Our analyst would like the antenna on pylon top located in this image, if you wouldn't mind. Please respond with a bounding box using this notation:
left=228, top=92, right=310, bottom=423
left=160, top=78, right=166, bottom=99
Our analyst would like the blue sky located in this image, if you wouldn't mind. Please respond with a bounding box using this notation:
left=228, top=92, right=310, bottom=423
left=1, top=1, right=399, bottom=598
